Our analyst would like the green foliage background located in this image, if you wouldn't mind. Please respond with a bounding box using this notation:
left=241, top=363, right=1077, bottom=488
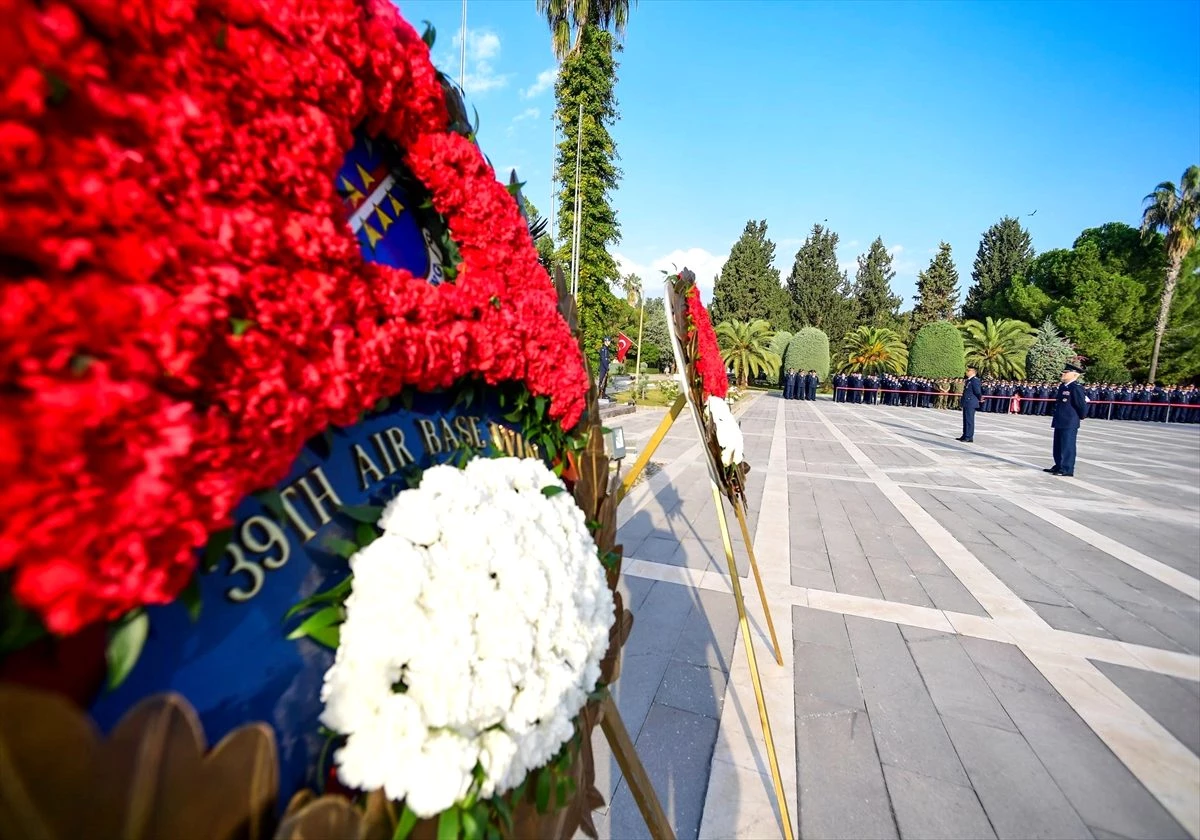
left=907, top=321, right=966, bottom=378
left=784, top=327, right=831, bottom=380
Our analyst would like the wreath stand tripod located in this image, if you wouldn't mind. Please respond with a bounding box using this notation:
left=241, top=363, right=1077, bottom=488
left=614, top=391, right=794, bottom=840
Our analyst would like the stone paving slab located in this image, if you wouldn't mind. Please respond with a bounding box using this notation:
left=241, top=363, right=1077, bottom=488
left=587, top=393, right=1200, bottom=840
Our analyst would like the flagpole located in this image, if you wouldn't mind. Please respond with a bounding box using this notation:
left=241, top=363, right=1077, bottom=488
left=570, top=101, right=583, bottom=301
left=458, top=0, right=467, bottom=91
left=549, top=120, right=556, bottom=247
left=635, top=283, right=646, bottom=380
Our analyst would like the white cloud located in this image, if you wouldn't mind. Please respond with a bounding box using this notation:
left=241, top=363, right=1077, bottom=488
left=522, top=67, right=557, bottom=99
left=889, top=244, right=904, bottom=256
left=444, top=29, right=510, bottom=95
left=613, top=248, right=729, bottom=304
left=506, top=107, right=541, bottom=137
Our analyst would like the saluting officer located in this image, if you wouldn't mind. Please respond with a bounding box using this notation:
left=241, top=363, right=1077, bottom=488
left=1044, top=363, right=1088, bottom=477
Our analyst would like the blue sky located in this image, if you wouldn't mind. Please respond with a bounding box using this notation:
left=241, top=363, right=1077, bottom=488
left=398, top=0, right=1200, bottom=307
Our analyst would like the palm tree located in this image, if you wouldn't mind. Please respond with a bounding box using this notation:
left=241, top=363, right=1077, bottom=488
left=959, top=317, right=1035, bottom=379
left=1141, top=165, right=1200, bottom=384
left=716, top=319, right=781, bottom=387
left=619, top=272, right=642, bottom=306
left=537, top=0, right=633, bottom=59
left=840, top=326, right=908, bottom=375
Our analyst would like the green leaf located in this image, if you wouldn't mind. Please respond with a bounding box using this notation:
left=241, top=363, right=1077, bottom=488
left=326, top=536, right=359, bottom=560
left=556, top=776, right=571, bottom=808
left=504, top=180, right=526, bottom=197
left=305, top=623, right=340, bottom=649
left=43, top=71, right=68, bottom=105
left=437, top=806, right=461, bottom=840
left=253, top=489, right=286, bottom=520
left=493, top=795, right=514, bottom=831
left=281, top=575, right=353, bottom=623
left=394, top=805, right=420, bottom=840
left=106, top=610, right=149, bottom=691
left=180, top=575, right=202, bottom=623
left=373, top=397, right=391, bottom=413
left=286, top=605, right=342, bottom=641
left=202, top=527, right=234, bottom=572
left=230, top=317, right=253, bottom=336
left=400, top=390, right=414, bottom=410
left=534, top=769, right=551, bottom=813
left=489, top=295, right=501, bottom=310
left=420, top=22, right=437, bottom=49
left=69, top=354, right=94, bottom=376
left=214, top=24, right=227, bottom=50
left=355, top=521, right=378, bottom=548
left=341, top=504, right=384, bottom=524
left=541, top=485, right=565, bottom=498
left=461, top=809, right=478, bottom=840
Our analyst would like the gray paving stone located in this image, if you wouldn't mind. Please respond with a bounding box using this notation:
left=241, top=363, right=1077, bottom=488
left=796, top=710, right=898, bottom=840
left=793, top=634, right=866, bottom=716
left=1092, top=661, right=1200, bottom=756
left=672, top=588, right=739, bottom=672
left=942, top=716, right=1091, bottom=839
left=872, top=564, right=936, bottom=608
left=831, top=557, right=886, bottom=599
left=623, top=581, right=694, bottom=657
left=882, top=764, right=996, bottom=840
left=632, top=533, right=685, bottom=563
left=616, top=574, right=655, bottom=616
left=1031, top=601, right=1117, bottom=639
left=1061, top=586, right=1186, bottom=652
left=846, top=616, right=970, bottom=785
left=655, top=660, right=726, bottom=720
left=607, top=704, right=719, bottom=840
left=790, top=563, right=836, bottom=590
left=917, top=571, right=988, bottom=616
left=792, top=604, right=851, bottom=649
left=906, top=632, right=1017, bottom=732
left=610, top=652, right=670, bottom=741
left=961, top=637, right=1189, bottom=839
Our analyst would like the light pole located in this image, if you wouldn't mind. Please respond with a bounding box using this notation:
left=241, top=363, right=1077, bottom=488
left=458, top=0, right=467, bottom=91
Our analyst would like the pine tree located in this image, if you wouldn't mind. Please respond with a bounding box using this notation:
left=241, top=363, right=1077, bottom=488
left=914, top=242, right=960, bottom=326
left=963, top=217, right=1034, bottom=320
left=786, top=223, right=858, bottom=345
left=710, top=220, right=789, bottom=328
left=553, top=26, right=623, bottom=356
left=853, top=237, right=902, bottom=326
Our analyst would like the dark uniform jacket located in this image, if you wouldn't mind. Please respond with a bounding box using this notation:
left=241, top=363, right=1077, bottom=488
left=962, top=376, right=983, bottom=407
left=1051, top=381, right=1088, bottom=429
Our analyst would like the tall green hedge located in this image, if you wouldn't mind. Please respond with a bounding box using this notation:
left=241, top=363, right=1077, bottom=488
left=784, top=327, right=830, bottom=380
left=907, top=320, right=965, bottom=378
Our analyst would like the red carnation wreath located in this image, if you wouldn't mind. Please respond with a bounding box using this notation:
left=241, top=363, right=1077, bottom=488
left=0, top=0, right=590, bottom=634
left=685, top=286, right=729, bottom=400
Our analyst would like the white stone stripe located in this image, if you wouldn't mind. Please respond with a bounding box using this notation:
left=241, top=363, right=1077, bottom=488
left=1002, top=498, right=1200, bottom=601
left=1028, top=652, right=1200, bottom=839
left=700, top=393, right=796, bottom=839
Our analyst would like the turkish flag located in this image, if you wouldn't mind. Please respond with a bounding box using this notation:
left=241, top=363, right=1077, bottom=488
left=615, top=332, right=633, bottom=362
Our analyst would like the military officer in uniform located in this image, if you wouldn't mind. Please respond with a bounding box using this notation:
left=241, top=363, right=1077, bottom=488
left=1045, top=363, right=1088, bottom=477
left=958, top=366, right=982, bottom=442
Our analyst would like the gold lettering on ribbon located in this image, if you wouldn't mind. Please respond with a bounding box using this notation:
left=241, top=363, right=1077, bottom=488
left=439, top=417, right=461, bottom=450
left=456, top=415, right=484, bottom=448
left=280, top=466, right=343, bottom=541
left=371, top=431, right=397, bottom=473
left=416, top=419, right=442, bottom=455
left=385, top=427, right=416, bottom=467
left=353, top=443, right=386, bottom=490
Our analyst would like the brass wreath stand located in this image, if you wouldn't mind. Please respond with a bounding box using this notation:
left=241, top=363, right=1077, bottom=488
left=612, top=269, right=794, bottom=840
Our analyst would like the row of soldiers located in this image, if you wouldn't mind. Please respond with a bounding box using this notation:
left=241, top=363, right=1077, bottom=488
left=783, top=369, right=819, bottom=400
left=831, top=373, right=1200, bottom=423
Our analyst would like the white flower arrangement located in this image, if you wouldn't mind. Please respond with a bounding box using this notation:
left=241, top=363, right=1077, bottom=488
left=706, top=394, right=744, bottom=466
left=319, top=457, right=614, bottom=818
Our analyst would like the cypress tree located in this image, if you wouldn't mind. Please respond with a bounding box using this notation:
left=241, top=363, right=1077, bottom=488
left=914, top=242, right=960, bottom=326
left=853, top=237, right=902, bottom=326
left=963, top=217, right=1034, bottom=320
left=711, top=220, right=789, bottom=328
left=786, top=223, right=858, bottom=344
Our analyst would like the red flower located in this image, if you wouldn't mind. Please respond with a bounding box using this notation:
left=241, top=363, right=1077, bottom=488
left=685, top=285, right=728, bottom=400
left=0, top=0, right=589, bottom=634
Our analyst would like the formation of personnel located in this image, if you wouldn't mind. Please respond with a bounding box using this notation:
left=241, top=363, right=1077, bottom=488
left=783, top=369, right=819, bottom=400
left=831, top=374, right=1200, bottom=423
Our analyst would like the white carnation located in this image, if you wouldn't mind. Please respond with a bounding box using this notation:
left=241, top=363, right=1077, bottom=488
left=320, top=456, right=614, bottom=818
left=707, top=394, right=744, bottom=466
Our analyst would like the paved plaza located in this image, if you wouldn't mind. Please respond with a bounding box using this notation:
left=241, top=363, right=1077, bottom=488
left=583, top=391, right=1200, bottom=840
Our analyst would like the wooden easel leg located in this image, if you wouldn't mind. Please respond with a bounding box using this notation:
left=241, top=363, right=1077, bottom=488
left=711, top=481, right=795, bottom=840
left=732, top=499, right=784, bottom=666
left=616, top=395, right=686, bottom=503
left=599, top=695, right=676, bottom=840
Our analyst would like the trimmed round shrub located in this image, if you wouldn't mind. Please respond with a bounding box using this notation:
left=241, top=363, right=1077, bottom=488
left=784, top=327, right=830, bottom=381
left=907, top=321, right=965, bottom=378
